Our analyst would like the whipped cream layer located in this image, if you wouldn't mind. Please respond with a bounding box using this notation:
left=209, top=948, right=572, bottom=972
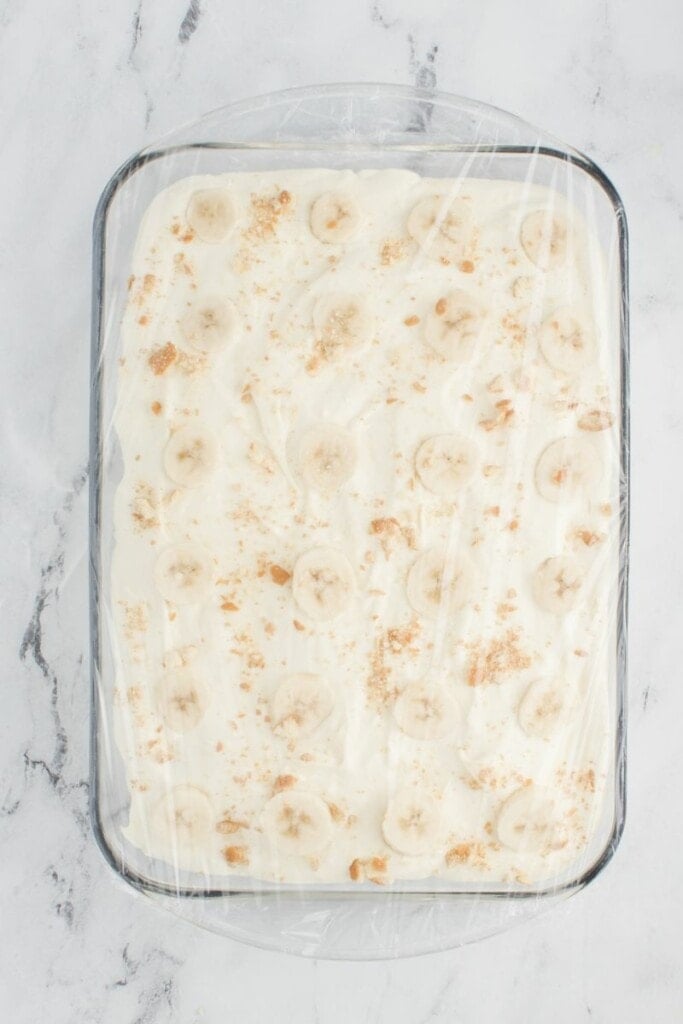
left=110, top=168, right=620, bottom=888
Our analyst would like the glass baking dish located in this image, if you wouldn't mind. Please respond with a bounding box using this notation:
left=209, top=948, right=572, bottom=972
left=89, top=84, right=628, bottom=957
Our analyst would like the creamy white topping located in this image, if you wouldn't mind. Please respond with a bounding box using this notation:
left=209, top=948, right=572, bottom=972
left=111, top=169, right=619, bottom=888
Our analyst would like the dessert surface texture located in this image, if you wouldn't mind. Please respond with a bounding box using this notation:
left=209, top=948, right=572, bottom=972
left=110, top=168, right=619, bottom=887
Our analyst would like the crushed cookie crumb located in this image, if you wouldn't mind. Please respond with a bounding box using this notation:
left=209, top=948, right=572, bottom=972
left=245, top=189, right=293, bottom=241
left=222, top=845, right=249, bottom=866
left=274, top=774, right=297, bottom=793
left=369, top=517, right=416, bottom=557
left=578, top=409, right=614, bottom=432
left=327, top=802, right=345, bottom=823
left=445, top=842, right=488, bottom=868
left=575, top=528, right=604, bottom=547
left=467, top=629, right=533, bottom=686
left=380, top=239, right=407, bottom=265
left=131, top=482, right=158, bottom=531
left=148, top=342, right=177, bottom=376
left=216, top=817, right=247, bottom=835
left=269, top=564, right=291, bottom=586
left=480, top=398, right=515, bottom=431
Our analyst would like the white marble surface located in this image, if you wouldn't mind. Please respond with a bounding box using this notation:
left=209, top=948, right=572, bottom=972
left=1, top=0, right=682, bottom=1020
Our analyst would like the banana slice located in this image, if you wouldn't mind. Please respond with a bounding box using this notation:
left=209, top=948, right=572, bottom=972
left=186, top=188, right=235, bottom=243
left=291, top=547, right=355, bottom=621
left=262, top=791, right=333, bottom=856
left=415, top=434, right=478, bottom=498
left=532, top=556, right=584, bottom=614
left=163, top=425, right=217, bottom=487
left=296, top=424, right=357, bottom=495
left=407, top=195, right=473, bottom=254
left=313, top=293, right=374, bottom=360
left=382, top=787, right=442, bottom=856
left=156, top=670, right=209, bottom=733
left=496, top=785, right=566, bottom=853
left=151, top=783, right=213, bottom=844
left=538, top=308, right=593, bottom=375
left=271, top=673, right=335, bottom=739
left=309, top=192, right=361, bottom=243
left=534, top=436, right=602, bottom=503
left=518, top=678, right=566, bottom=740
left=520, top=210, right=568, bottom=269
left=424, top=290, right=484, bottom=362
left=393, top=680, right=460, bottom=740
left=154, top=543, right=213, bottom=605
left=406, top=548, right=474, bottom=618
left=180, top=296, right=238, bottom=352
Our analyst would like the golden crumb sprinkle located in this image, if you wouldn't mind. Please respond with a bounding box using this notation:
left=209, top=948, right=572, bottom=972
left=274, top=774, right=298, bottom=793
left=327, top=802, right=345, bottom=823
left=467, top=629, right=533, bottom=686
left=380, top=239, right=407, bottom=265
left=245, top=189, right=293, bottom=240
left=222, top=845, right=249, bottom=866
left=269, top=564, right=291, bottom=586
left=578, top=409, right=614, bottom=432
left=216, top=817, right=247, bottom=835
left=445, top=842, right=488, bottom=868
left=148, top=342, right=177, bottom=376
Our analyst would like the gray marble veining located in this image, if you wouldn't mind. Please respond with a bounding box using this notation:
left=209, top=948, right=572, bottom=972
left=1, top=0, right=682, bottom=1021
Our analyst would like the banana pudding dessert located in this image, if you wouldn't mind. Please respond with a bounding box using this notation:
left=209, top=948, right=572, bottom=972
left=112, top=168, right=619, bottom=888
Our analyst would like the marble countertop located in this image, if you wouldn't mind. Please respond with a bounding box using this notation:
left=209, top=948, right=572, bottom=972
left=2, top=0, right=682, bottom=1020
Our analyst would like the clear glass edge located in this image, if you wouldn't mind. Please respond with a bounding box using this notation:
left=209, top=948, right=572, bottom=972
left=89, top=87, right=630, bottom=908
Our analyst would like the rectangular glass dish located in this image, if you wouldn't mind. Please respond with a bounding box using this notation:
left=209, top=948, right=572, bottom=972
left=90, top=85, right=628, bottom=955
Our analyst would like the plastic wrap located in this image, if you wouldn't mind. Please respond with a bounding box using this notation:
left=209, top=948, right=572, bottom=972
left=90, top=84, right=628, bottom=958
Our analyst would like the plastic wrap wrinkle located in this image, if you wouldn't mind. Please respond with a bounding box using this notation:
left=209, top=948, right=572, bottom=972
left=90, top=84, right=628, bottom=958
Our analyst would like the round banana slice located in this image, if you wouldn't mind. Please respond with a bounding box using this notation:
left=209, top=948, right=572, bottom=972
left=518, top=678, right=566, bottom=740
left=393, top=680, right=460, bottom=741
left=424, top=290, right=484, bottom=362
left=163, top=425, right=217, bottom=487
left=297, top=424, right=357, bottom=495
left=180, top=296, right=238, bottom=352
left=186, top=188, right=235, bottom=243
left=538, top=308, right=593, bottom=375
left=407, top=195, right=473, bottom=251
left=271, top=673, right=335, bottom=739
left=406, top=548, right=474, bottom=618
left=415, top=434, right=477, bottom=498
left=313, top=293, right=374, bottom=360
left=496, top=785, right=566, bottom=853
left=309, top=192, right=361, bottom=243
left=152, top=783, right=214, bottom=844
left=154, top=543, right=213, bottom=605
left=156, top=670, right=209, bottom=733
left=291, top=547, right=355, bottom=621
left=534, top=436, right=602, bottom=504
left=532, top=556, right=584, bottom=614
left=262, top=791, right=333, bottom=856
left=382, top=787, right=442, bottom=856
left=520, top=210, right=568, bottom=269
